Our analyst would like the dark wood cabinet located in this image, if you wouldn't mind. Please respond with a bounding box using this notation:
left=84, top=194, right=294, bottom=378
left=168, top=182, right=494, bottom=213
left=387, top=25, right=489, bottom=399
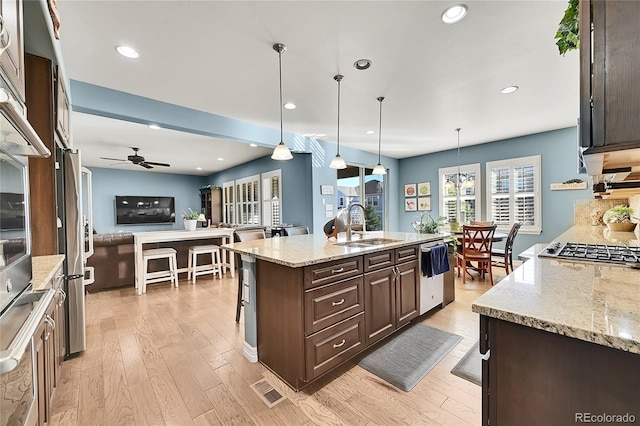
left=199, top=186, right=222, bottom=225
left=580, top=0, right=640, bottom=153
left=34, top=304, right=56, bottom=426
left=480, top=315, right=640, bottom=426
left=257, top=244, right=420, bottom=390
left=0, top=0, right=25, bottom=103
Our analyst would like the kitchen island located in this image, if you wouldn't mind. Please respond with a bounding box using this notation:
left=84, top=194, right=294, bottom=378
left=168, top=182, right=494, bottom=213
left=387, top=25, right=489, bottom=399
left=223, top=231, right=448, bottom=390
left=472, top=225, right=639, bottom=425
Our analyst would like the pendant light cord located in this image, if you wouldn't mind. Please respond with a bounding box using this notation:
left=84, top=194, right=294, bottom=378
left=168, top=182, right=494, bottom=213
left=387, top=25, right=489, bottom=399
left=278, top=49, right=284, bottom=143
left=377, top=97, right=385, bottom=164
left=456, top=128, right=461, bottom=186
left=336, top=76, right=341, bottom=154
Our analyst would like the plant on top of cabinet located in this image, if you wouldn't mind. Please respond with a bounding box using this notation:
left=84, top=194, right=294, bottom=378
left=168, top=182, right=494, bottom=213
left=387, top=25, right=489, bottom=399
left=555, top=0, right=579, bottom=55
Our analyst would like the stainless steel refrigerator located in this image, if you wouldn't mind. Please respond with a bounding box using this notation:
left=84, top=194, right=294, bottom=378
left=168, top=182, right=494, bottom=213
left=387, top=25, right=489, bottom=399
left=57, top=149, right=93, bottom=356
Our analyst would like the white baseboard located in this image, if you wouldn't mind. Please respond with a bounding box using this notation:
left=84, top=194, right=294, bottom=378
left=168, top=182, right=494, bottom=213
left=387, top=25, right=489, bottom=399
left=243, top=341, right=258, bottom=363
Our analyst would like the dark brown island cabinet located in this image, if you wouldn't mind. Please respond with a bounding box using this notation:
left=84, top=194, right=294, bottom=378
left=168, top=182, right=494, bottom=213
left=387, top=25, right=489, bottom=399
left=256, top=245, right=420, bottom=390
left=479, top=316, right=639, bottom=426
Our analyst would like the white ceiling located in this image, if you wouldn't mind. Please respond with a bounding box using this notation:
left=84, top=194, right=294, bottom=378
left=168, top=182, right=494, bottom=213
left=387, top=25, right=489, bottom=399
left=58, top=0, right=580, bottom=176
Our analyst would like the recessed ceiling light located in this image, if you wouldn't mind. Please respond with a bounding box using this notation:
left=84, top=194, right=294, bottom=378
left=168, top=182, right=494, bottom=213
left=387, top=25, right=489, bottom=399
left=441, top=4, right=468, bottom=24
left=283, top=102, right=296, bottom=110
left=196, top=167, right=203, bottom=171
left=217, top=157, right=224, bottom=161
left=115, top=45, right=139, bottom=58
left=148, top=124, right=160, bottom=129
left=366, top=130, right=376, bottom=135
left=500, top=85, right=519, bottom=94
left=249, top=143, right=258, bottom=147
left=315, top=133, right=327, bottom=138
left=353, top=59, right=372, bottom=70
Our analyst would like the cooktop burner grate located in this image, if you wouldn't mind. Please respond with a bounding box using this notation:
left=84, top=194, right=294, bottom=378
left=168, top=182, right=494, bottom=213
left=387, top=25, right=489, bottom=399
left=542, top=242, right=640, bottom=266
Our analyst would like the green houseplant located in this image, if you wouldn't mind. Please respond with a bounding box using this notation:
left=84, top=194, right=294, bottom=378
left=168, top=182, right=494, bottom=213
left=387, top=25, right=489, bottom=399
left=555, top=0, right=579, bottom=55
left=411, top=212, right=446, bottom=234
left=182, top=208, right=200, bottom=231
left=603, top=205, right=636, bottom=232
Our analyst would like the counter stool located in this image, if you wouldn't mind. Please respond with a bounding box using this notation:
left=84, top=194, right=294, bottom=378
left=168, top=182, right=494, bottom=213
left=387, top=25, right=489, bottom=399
left=141, top=248, right=178, bottom=294
left=188, top=244, right=222, bottom=284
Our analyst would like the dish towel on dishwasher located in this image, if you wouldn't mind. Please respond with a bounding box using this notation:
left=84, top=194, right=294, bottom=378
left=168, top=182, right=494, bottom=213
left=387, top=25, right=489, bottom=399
left=421, top=244, right=450, bottom=277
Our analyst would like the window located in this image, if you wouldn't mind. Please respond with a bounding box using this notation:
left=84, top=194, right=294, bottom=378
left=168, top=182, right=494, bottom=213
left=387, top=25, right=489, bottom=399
left=337, top=165, right=386, bottom=231
left=486, top=155, right=541, bottom=234
left=235, top=175, right=260, bottom=225
left=261, top=170, right=281, bottom=227
left=222, top=181, right=234, bottom=223
left=438, top=164, right=481, bottom=223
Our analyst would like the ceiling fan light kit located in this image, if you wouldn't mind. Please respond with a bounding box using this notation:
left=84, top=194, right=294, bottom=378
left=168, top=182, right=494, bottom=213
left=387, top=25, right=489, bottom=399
left=271, top=43, right=293, bottom=161
left=329, top=74, right=347, bottom=170
left=372, top=96, right=387, bottom=176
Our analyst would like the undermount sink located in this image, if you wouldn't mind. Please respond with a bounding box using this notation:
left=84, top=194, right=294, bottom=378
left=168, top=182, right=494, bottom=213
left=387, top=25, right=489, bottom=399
left=335, top=238, right=402, bottom=248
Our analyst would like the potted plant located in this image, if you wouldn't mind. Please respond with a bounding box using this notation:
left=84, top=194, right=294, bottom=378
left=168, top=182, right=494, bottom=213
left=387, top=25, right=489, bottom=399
left=182, top=208, right=200, bottom=231
left=603, top=205, right=637, bottom=232
left=411, top=212, right=446, bottom=234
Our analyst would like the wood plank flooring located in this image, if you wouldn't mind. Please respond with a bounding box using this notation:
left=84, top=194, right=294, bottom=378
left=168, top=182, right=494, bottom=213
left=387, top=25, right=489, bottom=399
left=50, top=265, right=508, bottom=426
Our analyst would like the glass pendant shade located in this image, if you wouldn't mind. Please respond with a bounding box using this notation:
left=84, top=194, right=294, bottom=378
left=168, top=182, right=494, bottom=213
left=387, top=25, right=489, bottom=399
left=271, top=43, right=292, bottom=161
left=330, top=155, right=347, bottom=169
left=461, top=176, right=475, bottom=189
left=272, top=141, right=293, bottom=160
left=443, top=179, right=455, bottom=189
left=372, top=163, right=386, bottom=175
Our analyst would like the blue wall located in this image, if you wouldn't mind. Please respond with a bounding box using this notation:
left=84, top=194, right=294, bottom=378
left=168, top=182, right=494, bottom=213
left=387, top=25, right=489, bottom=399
left=88, top=167, right=206, bottom=233
left=208, top=153, right=314, bottom=231
left=397, top=127, right=592, bottom=255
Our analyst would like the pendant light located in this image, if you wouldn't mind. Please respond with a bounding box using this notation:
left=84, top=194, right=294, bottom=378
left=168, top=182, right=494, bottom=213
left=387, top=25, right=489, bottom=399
left=444, top=128, right=474, bottom=190
left=271, top=43, right=293, bottom=160
left=329, top=74, right=347, bottom=169
left=372, top=97, right=387, bottom=175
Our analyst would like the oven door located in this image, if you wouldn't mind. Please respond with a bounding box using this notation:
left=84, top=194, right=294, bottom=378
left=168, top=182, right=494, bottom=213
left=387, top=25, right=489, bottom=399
left=0, top=339, right=35, bottom=426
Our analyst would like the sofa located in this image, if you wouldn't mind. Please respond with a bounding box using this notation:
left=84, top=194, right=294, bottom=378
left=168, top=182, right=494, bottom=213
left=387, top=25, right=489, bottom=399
left=86, top=232, right=226, bottom=292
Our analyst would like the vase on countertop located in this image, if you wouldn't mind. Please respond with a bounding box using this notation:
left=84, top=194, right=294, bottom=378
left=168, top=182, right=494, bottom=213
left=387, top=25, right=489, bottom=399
left=184, top=219, right=197, bottom=231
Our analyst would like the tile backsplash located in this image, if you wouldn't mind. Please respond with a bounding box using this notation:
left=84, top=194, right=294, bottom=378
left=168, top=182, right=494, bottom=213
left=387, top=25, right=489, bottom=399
left=574, top=198, right=629, bottom=226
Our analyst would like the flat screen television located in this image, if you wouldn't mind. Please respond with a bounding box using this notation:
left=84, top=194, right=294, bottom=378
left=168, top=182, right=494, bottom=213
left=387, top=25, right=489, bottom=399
left=115, top=195, right=176, bottom=225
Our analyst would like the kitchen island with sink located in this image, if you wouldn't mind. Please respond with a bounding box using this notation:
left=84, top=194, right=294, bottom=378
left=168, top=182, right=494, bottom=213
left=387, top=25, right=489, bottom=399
left=223, top=231, right=448, bottom=390
left=472, top=225, right=639, bottom=425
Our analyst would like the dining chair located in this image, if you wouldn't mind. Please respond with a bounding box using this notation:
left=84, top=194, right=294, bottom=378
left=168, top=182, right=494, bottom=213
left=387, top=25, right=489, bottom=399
left=491, top=222, right=522, bottom=275
left=282, top=226, right=309, bottom=236
left=470, top=220, right=494, bottom=226
left=457, top=224, right=497, bottom=285
left=233, top=228, right=266, bottom=322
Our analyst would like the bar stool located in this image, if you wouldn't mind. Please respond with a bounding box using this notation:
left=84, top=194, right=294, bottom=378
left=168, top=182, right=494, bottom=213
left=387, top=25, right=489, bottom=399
left=188, top=244, right=222, bottom=283
left=141, top=247, right=178, bottom=294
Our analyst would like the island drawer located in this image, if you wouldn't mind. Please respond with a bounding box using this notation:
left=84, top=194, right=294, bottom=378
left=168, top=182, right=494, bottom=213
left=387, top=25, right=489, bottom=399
left=304, top=276, right=364, bottom=335
left=363, top=249, right=394, bottom=272
left=304, top=257, right=363, bottom=289
left=304, top=313, right=365, bottom=381
left=395, top=245, right=419, bottom=264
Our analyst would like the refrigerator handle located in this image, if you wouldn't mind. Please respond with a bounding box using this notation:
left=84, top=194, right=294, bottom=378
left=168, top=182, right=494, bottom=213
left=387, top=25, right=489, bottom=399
left=84, top=266, right=95, bottom=285
left=82, top=167, right=94, bottom=259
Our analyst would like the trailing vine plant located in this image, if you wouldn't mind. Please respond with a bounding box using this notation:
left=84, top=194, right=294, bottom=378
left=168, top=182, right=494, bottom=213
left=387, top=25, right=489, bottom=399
left=555, top=0, right=579, bottom=55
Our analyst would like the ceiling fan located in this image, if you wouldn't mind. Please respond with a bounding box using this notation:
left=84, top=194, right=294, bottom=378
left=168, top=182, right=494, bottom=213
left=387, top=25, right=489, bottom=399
left=100, top=147, right=170, bottom=169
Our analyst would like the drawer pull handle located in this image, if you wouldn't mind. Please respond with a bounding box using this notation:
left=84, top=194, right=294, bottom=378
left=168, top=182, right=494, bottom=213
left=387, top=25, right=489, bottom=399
left=332, top=298, right=345, bottom=306
left=332, top=339, right=346, bottom=349
left=331, top=267, right=344, bottom=274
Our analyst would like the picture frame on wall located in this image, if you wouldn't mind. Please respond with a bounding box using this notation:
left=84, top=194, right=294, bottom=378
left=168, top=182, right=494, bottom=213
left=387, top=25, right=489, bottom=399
left=405, top=198, right=417, bottom=211
left=404, top=184, right=417, bottom=197
left=418, top=197, right=431, bottom=211
left=417, top=182, right=431, bottom=196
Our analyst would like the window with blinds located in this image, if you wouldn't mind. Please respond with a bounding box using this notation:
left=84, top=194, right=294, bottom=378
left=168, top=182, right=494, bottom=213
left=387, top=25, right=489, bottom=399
left=261, top=170, right=282, bottom=227
left=438, top=164, right=482, bottom=224
left=222, top=181, right=235, bottom=223
left=235, top=175, right=260, bottom=225
left=486, top=156, right=541, bottom=234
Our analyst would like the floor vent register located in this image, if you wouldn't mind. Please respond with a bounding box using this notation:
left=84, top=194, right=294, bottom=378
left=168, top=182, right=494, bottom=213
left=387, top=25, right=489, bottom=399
left=250, top=379, right=286, bottom=408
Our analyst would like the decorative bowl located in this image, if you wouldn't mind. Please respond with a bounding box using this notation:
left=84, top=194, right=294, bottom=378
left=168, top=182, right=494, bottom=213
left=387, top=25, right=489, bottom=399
left=606, top=222, right=637, bottom=232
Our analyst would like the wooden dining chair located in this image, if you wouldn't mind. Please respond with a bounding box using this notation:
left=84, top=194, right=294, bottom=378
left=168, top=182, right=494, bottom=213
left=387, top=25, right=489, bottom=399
left=233, top=228, right=266, bottom=322
left=491, top=222, right=522, bottom=275
left=457, top=224, right=497, bottom=285
left=470, top=220, right=494, bottom=226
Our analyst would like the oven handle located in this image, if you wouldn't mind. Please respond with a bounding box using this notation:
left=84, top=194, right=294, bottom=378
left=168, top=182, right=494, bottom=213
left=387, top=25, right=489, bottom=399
left=0, top=289, right=55, bottom=374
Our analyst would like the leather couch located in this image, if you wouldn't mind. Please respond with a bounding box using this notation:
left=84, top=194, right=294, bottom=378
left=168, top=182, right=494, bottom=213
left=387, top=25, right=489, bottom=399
left=85, top=232, right=226, bottom=292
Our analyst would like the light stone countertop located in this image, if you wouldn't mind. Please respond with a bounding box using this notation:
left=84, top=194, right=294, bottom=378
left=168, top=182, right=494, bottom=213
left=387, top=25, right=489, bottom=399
left=223, top=231, right=449, bottom=268
left=32, top=255, right=65, bottom=291
left=472, top=225, right=640, bottom=354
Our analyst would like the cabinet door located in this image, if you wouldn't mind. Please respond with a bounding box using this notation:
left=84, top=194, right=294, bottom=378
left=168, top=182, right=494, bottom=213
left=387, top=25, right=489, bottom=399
left=364, top=267, right=395, bottom=346
left=395, top=260, right=419, bottom=328
left=33, top=321, right=46, bottom=426
left=55, top=71, right=71, bottom=146
left=0, top=0, right=25, bottom=102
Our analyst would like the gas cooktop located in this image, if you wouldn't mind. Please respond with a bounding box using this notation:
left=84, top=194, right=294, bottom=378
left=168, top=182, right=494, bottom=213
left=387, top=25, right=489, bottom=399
left=539, top=242, right=640, bottom=267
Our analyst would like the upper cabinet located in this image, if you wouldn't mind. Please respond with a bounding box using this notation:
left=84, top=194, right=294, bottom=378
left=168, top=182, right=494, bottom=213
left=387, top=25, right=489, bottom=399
left=580, top=0, right=640, bottom=154
left=0, top=0, right=25, bottom=103
left=55, top=67, right=70, bottom=146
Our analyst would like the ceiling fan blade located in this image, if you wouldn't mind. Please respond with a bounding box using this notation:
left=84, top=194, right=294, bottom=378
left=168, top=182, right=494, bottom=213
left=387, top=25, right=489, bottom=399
left=100, top=157, right=127, bottom=162
left=144, top=161, right=171, bottom=167
left=139, top=162, right=154, bottom=169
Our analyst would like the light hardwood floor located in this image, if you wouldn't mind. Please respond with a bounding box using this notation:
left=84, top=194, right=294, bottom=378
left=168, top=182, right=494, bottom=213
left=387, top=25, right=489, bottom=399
left=50, top=265, right=509, bottom=426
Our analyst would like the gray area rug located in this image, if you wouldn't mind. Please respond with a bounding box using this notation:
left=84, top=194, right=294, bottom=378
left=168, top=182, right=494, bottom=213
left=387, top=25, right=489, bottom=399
left=357, top=323, right=463, bottom=392
left=450, top=340, right=482, bottom=386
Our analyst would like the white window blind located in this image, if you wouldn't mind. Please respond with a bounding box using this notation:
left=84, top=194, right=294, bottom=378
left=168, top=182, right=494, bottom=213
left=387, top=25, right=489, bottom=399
left=486, top=156, right=541, bottom=234
left=222, top=181, right=234, bottom=223
left=261, top=170, right=282, bottom=227
left=235, top=175, right=260, bottom=225
left=438, top=164, right=482, bottom=224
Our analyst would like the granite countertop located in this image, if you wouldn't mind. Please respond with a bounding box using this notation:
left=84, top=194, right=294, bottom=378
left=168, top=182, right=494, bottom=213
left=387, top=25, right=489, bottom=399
left=472, top=225, right=640, bottom=354
left=32, top=255, right=65, bottom=291
left=222, top=231, right=448, bottom=268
